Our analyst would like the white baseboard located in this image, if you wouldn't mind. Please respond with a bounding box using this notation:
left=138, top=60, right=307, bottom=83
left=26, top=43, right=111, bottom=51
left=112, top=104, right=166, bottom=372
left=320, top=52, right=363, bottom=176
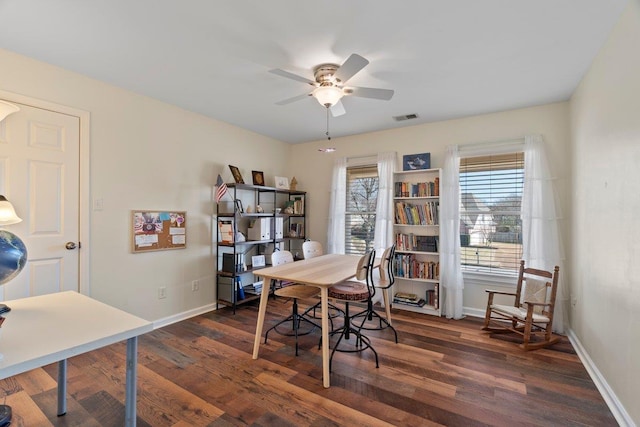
left=152, top=303, right=217, bottom=329
left=567, top=328, right=635, bottom=427
left=463, top=306, right=485, bottom=318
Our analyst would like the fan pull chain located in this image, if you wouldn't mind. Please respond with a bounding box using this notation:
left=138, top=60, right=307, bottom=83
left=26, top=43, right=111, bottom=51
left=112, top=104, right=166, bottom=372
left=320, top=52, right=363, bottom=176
left=325, top=106, right=331, bottom=140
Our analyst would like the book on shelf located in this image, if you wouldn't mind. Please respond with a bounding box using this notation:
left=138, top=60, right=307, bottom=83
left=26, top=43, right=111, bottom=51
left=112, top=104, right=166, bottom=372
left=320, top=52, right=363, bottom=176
left=425, top=289, right=438, bottom=308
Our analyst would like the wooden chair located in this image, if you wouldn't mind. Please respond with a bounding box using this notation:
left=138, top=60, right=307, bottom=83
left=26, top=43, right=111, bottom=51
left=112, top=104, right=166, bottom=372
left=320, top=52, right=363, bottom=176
left=351, top=244, right=398, bottom=343
left=482, top=260, right=560, bottom=350
left=264, top=250, right=321, bottom=356
left=322, top=250, right=379, bottom=371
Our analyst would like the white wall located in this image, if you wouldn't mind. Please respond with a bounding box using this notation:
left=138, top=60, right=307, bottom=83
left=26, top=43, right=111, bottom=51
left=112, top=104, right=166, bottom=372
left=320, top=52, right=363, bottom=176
left=0, top=48, right=292, bottom=321
left=570, top=0, right=640, bottom=424
left=290, top=102, right=571, bottom=314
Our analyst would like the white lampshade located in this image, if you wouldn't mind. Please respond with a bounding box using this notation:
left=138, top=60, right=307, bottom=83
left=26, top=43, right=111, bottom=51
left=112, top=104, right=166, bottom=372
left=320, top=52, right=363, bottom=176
left=312, top=86, right=343, bottom=107
left=0, top=100, right=20, bottom=122
left=0, top=196, right=22, bottom=226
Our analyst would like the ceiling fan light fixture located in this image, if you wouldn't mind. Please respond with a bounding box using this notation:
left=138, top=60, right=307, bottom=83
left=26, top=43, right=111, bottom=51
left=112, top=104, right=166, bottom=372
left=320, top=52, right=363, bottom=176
left=312, top=86, right=343, bottom=107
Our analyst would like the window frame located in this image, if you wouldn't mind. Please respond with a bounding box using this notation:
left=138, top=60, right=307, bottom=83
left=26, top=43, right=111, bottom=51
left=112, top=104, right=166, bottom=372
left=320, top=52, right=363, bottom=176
left=459, top=151, right=524, bottom=277
left=344, top=164, right=379, bottom=255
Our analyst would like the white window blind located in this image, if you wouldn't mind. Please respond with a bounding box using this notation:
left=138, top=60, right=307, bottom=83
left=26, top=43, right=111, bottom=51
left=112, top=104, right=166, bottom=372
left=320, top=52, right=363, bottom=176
left=459, top=152, right=524, bottom=273
left=345, top=165, right=378, bottom=255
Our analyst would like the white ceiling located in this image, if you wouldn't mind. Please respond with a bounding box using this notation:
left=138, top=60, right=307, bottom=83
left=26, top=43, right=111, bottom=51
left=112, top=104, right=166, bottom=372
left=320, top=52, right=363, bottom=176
left=0, top=1, right=628, bottom=144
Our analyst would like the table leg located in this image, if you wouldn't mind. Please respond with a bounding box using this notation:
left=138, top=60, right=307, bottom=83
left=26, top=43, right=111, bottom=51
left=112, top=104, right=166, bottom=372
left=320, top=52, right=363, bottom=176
left=125, top=336, right=138, bottom=427
left=57, top=359, right=67, bottom=416
left=252, top=275, right=272, bottom=359
left=320, top=287, right=330, bottom=388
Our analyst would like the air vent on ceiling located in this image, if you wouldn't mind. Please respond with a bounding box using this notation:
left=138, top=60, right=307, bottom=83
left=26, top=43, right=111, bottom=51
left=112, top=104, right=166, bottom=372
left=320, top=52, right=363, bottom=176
left=393, top=113, right=419, bottom=122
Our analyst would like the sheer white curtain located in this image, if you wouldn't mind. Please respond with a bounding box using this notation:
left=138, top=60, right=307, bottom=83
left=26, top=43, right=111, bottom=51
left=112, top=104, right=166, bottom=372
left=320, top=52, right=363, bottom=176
left=373, top=152, right=396, bottom=252
left=441, top=145, right=464, bottom=319
left=521, top=135, right=566, bottom=333
left=327, top=157, right=347, bottom=254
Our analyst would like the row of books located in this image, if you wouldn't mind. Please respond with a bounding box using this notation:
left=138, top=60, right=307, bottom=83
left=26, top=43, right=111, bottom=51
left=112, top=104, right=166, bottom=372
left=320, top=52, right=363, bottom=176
left=395, top=233, right=438, bottom=253
left=394, top=254, right=440, bottom=280
left=394, top=201, right=439, bottom=225
left=394, top=178, right=439, bottom=197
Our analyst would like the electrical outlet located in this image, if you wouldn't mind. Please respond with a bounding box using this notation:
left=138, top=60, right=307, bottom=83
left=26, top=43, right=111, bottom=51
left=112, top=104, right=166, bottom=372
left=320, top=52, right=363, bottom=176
left=158, top=286, right=167, bottom=299
left=191, top=280, right=199, bottom=292
left=93, top=198, right=104, bottom=211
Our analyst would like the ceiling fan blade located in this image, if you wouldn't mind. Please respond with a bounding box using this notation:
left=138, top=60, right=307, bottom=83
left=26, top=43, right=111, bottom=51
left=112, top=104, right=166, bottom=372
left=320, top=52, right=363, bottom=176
left=269, top=68, right=316, bottom=85
left=333, top=54, right=369, bottom=84
left=330, top=100, right=346, bottom=117
left=347, top=86, right=394, bottom=101
left=275, top=92, right=312, bottom=105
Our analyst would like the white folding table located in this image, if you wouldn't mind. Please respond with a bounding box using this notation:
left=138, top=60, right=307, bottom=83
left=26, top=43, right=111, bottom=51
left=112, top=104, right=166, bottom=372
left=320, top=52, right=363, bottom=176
left=0, top=291, right=153, bottom=426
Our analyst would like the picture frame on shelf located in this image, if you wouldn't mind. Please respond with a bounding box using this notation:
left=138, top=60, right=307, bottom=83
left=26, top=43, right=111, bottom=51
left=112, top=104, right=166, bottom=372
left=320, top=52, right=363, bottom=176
left=229, top=165, right=244, bottom=183
left=251, top=255, right=266, bottom=268
left=275, top=176, right=289, bottom=189
left=403, top=153, right=431, bottom=171
left=252, top=170, right=265, bottom=186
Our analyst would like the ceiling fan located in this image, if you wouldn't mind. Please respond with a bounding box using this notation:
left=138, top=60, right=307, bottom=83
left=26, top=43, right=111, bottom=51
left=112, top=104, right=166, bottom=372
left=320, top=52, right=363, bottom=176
left=269, top=53, right=394, bottom=117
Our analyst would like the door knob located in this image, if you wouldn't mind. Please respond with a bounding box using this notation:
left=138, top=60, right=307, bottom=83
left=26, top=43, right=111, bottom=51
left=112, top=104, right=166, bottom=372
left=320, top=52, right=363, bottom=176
left=65, top=242, right=77, bottom=250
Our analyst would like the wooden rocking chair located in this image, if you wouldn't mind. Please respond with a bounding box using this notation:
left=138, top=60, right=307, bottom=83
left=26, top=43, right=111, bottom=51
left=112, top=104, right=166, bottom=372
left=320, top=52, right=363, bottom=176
left=482, top=260, right=560, bottom=350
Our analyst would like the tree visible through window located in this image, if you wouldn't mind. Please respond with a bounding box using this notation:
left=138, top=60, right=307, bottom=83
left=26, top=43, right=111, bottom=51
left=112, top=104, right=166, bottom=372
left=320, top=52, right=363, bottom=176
left=459, top=153, right=524, bottom=274
left=345, top=165, right=378, bottom=255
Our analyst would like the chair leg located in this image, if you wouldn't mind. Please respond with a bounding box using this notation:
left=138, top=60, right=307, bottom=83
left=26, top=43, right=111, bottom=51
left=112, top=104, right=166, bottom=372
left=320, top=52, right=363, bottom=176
left=302, top=301, right=344, bottom=331
left=264, top=298, right=321, bottom=356
left=482, top=294, right=494, bottom=329
left=382, top=290, right=392, bottom=326
left=351, top=298, right=399, bottom=344
left=326, top=302, right=380, bottom=372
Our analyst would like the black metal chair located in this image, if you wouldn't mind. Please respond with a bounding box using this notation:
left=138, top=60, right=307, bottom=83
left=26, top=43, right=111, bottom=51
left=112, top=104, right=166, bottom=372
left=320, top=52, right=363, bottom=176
left=321, top=250, right=379, bottom=372
left=300, top=240, right=344, bottom=328
left=264, top=250, right=321, bottom=356
left=351, top=244, right=399, bottom=343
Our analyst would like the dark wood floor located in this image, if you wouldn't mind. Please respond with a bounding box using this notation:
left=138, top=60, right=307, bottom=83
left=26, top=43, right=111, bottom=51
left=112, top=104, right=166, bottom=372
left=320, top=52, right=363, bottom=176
left=1, top=297, right=618, bottom=426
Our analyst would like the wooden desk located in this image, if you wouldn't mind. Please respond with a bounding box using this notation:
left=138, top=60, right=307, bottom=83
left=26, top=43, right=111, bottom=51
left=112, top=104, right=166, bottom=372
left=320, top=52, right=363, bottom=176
left=0, top=291, right=153, bottom=426
left=252, top=253, right=362, bottom=388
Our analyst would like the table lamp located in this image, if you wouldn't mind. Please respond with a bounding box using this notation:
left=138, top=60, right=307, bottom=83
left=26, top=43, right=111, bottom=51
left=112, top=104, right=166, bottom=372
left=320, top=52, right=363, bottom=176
left=0, top=195, right=27, bottom=313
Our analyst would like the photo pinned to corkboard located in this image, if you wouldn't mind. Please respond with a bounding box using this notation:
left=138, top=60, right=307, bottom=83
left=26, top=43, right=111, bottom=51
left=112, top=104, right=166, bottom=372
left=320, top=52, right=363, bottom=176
left=132, top=210, right=186, bottom=253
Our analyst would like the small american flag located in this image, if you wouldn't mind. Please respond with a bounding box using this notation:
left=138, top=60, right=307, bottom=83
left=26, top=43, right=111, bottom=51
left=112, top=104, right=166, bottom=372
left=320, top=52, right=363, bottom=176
left=215, top=174, right=228, bottom=203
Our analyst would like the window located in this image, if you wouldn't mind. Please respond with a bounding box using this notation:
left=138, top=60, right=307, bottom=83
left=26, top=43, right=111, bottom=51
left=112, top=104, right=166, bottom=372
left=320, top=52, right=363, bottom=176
left=459, top=152, right=524, bottom=274
left=345, top=165, right=378, bottom=255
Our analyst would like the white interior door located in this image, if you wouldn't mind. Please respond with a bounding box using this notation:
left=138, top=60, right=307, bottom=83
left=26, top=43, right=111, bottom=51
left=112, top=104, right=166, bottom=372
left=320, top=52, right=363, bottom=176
left=0, top=101, right=80, bottom=299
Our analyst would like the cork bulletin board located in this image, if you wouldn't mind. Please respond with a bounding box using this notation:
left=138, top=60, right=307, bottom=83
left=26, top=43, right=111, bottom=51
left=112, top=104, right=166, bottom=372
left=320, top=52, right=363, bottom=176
left=132, top=210, right=186, bottom=253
